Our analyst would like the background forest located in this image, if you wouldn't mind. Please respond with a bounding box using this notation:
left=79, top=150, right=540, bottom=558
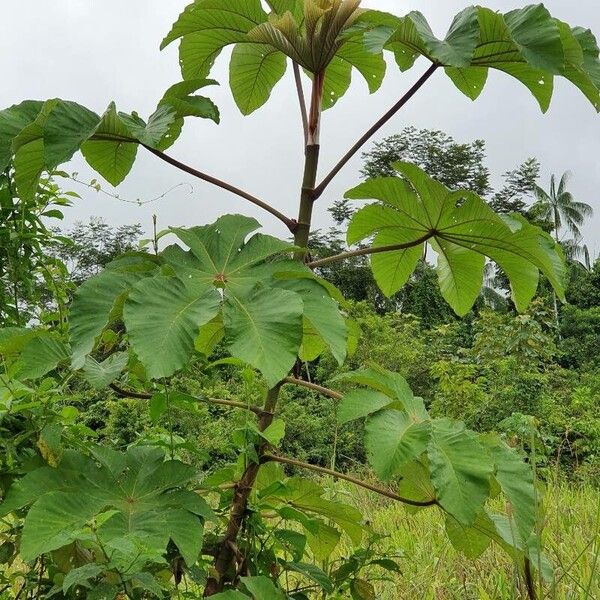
left=1, top=125, right=598, bottom=598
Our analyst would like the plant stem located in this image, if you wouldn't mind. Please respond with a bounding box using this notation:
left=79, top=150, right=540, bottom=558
left=205, top=76, right=325, bottom=596
left=142, top=145, right=297, bottom=233
left=313, top=63, right=438, bottom=199
left=108, top=383, right=265, bottom=415
left=262, top=454, right=438, bottom=507
left=204, top=384, right=283, bottom=596
left=283, top=376, right=342, bottom=400
left=295, top=145, right=321, bottom=251
left=293, top=62, right=309, bottom=146
left=307, top=232, right=434, bottom=268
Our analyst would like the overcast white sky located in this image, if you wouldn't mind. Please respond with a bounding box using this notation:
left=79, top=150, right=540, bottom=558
left=2, top=1, right=600, bottom=255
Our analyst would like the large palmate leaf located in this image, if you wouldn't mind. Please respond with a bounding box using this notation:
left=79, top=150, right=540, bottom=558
left=335, top=366, right=539, bottom=551
left=346, top=162, right=565, bottom=315
left=68, top=215, right=345, bottom=384
left=0, top=82, right=219, bottom=193
left=1, top=447, right=208, bottom=565
left=367, top=4, right=600, bottom=112
left=162, top=0, right=386, bottom=113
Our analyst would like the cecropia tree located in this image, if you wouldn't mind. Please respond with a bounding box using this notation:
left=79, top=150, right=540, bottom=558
left=1, top=1, right=599, bottom=598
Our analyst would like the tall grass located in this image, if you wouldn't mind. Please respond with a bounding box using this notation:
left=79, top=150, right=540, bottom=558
left=338, top=481, right=600, bottom=599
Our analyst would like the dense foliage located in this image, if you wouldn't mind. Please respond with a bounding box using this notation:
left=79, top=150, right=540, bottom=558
left=1, top=1, right=599, bottom=599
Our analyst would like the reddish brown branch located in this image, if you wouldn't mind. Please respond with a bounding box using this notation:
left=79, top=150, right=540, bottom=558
left=313, top=63, right=439, bottom=199
left=108, top=383, right=264, bottom=415
left=283, top=376, right=342, bottom=400
left=307, top=233, right=434, bottom=268
left=263, top=454, right=438, bottom=507
left=142, top=145, right=297, bottom=232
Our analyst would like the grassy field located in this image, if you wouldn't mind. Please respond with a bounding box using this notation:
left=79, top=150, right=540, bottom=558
left=338, top=480, right=600, bottom=600
left=0, top=479, right=597, bottom=599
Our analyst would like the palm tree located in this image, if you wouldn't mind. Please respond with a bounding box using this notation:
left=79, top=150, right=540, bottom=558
left=562, top=236, right=593, bottom=271
left=532, top=172, right=594, bottom=332
left=532, top=171, right=594, bottom=242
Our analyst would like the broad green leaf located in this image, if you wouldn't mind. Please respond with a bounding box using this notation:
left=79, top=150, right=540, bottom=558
left=0, top=100, right=43, bottom=170
left=277, top=507, right=341, bottom=560
left=274, top=530, right=306, bottom=562
left=573, top=26, right=600, bottom=87
left=397, top=460, right=437, bottom=509
left=21, top=491, right=106, bottom=561
left=365, top=410, right=431, bottom=481
left=278, top=478, right=363, bottom=546
left=366, top=8, right=478, bottom=70
left=0, top=327, right=39, bottom=358
left=346, top=162, right=566, bottom=315
left=557, top=22, right=600, bottom=111
left=80, top=103, right=138, bottom=186
left=168, top=214, right=291, bottom=286
left=445, top=65, right=488, bottom=100
left=124, top=275, right=220, bottom=379
left=149, top=393, right=168, bottom=422
left=445, top=512, right=494, bottom=559
left=159, top=78, right=221, bottom=123
left=10, top=99, right=101, bottom=197
left=195, top=313, right=225, bottom=355
left=334, top=36, right=387, bottom=94
left=43, top=100, right=101, bottom=166
left=298, top=318, right=329, bottom=362
left=230, top=43, right=287, bottom=115
left=332, top=367, right=427, bottom=420
left=162, top=0, right=268, bottom=79
left=470, top=7, right=560, bottom=111
left=322, top=57, right=352, bottom=109
left=346, top=200, right=423, bottom=294
left=427, top=419, right=493, bottom=525
left=241, top=576, right=285, bottom=600
left=306, top=520, right=342, bottom=561
left=210, top=592, right=250, bottom=600
left=441, top=6, right=561, bottom=111
left=284, top=562, right=333, bottom=593
left=82, top=352, right=128, bottom=389
left=502, top=5, right=563, bottom=73
left=15, top=334, right=70, bottom=380
left=484, top=436, right=536, bottom=545
left=337, top=389, right=392, bottom=425
left=432, top=238, right=486, bottom=316
left=0, top=466, right=70, bottom=516
left=261, top=418, right=286, bottom=446
left=69, top=270, right=144, bottom=368
left=119, top=104, right=178, bottom=150
left=224, top=287, right=302, bottom=387
left=62, top=564, right=105, bottom=594
left=14, top=447, right=202, bottom=564
left=275, top=278, right=347, bottom=364
left=164, top=508, right=204, bottom=566
left=12, top=100, right=58, bottom=200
